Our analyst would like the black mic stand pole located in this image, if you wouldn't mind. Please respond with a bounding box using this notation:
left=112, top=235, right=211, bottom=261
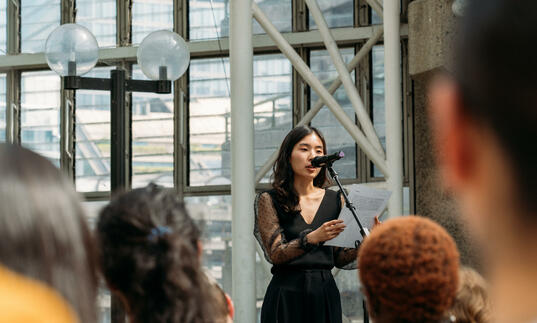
left=326, top=162, right=369, bottom=243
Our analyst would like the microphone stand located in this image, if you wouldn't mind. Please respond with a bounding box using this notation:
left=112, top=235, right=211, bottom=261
left=325, top=162, right=369, bottom=247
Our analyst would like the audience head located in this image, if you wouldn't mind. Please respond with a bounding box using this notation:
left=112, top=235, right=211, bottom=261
left=449, top=266, right=491, bottom=323
left=429, top=0, right=537, bottom=243
left=0, top=144, right=97, bottom=323
left=96, top=184, right=222, bottom=323
left=0, top=264, right=78, bottom=323
left=358, top=216, right=460, bottom=323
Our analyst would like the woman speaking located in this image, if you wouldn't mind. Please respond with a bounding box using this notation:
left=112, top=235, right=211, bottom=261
left=254, top=125, right=359, bottom=323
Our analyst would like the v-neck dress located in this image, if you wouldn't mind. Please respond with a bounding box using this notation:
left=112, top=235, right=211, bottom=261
left=254, top=188, right=358, bottom=323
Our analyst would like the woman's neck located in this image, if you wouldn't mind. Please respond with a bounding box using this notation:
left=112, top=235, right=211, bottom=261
left=293, top=176, right=318, bottom=197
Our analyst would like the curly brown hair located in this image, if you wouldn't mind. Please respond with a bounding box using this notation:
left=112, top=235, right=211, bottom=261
left=358, top=216, right=460, bottom=323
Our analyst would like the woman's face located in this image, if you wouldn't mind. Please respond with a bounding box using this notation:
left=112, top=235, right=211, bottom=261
left=290, top=133, right=325, bottom=180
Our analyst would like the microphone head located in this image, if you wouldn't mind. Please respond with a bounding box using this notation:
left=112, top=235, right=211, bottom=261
left=311, top=151, right=345, bottom=167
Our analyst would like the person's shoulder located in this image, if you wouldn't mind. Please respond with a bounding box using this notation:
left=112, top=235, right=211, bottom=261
left=324, top=187, right=339, bottom=198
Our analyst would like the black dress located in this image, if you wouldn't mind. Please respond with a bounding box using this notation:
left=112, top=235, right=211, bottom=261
left=254, top=188, right=358, bottom=323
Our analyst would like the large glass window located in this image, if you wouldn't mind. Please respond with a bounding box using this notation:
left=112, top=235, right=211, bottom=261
left=0, top=75, right=5, bottom=142
left=310, top=48, right=357, bottom=179
left=184, top=195, right=232, bottom=293
left=131, top=65, right=174, bottom=188
left=20, top=71, right=61, bottom=166
left=189, top=54, right=292, bottom=186
left=75, top=67, right=114, bottom=192
left=76, top=0, right=117, bottom=47
left=371, top=45, right=386, bottom=178
left=309, top=0, right=354, bottom=30
left=189, top=0, right=291, bottom=41
left=132, top=0, right=173, bottom=44
left=21, top=0, right=61, bottom=53
left=0, top=1, right=6, bottom=54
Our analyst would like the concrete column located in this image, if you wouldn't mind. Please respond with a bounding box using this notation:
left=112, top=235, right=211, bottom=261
left=384, top=0, right=403, bottom=219
left=230, top=0, right=256, bottom=321
left=408, top=0, right=480, bottom=268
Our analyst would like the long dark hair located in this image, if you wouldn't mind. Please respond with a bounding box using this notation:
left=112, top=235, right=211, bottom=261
left=0, top=144, right=98, bottom=323
left=96, top=184, right=221, bottom=323
left=272, top=126, right=327, bottom=219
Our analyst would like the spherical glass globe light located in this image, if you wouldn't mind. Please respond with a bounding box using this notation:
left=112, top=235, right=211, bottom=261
left=45, top=24, right=99, bottom=76
left=137, top=30, right=190, bottom=81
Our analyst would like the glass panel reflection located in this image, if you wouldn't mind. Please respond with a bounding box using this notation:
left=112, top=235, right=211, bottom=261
left=371, top=45, right=386, bottom=178
left=0, top=75, right=5, bottom=142
left=131, top=65, right=174, bottom=188
left=185, top=195, right=232, bottom=293
left=75, top=67, right=114, bottom=192
left=76, top=0, right=116, bottom=47
left=20, top=71, right=61, bottom=166
left=189, top=0, right=291, bottom=41
left=189, top=54, right=292, bottom=186
left=310, top=48, right=357, bottom=179
left=309, top=0, right=354, bottom=30
left=0, top=0, right=6, bottom=54
left=132, top=0, right=173, bottom=45
left=21, top=0, right=61, bottom=53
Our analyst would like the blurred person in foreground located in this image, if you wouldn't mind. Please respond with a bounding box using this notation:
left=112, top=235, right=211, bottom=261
left=0, top=264, right=77, bottom=323
left=358, top=216, right=460, bottom=323
left=448, top=266, right=491, bottom=323
left=96, top=184, right=231, bottom=323
left=0, top=144, right=98, bottom=323
left=428, top=0, right=537, bottom=322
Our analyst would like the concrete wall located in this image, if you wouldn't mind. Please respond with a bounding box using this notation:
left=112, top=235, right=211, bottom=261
left=408, top=0, right=481, bottom=268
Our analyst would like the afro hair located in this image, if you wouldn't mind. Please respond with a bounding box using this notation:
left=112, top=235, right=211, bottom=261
left=358, top=216, right=460, bottom=323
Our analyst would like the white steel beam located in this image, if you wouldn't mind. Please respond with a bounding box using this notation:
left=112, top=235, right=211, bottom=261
left=252, top=2, right=388, bottom=176
left=230, top=0, right=256, bottom=321
left=254, top=26, right=385, bottom=183
left=306, top=0, right=385, bottom=159
left=384, top=0, right=403, bottom=219
left=0, top=25, right=412, bottom=70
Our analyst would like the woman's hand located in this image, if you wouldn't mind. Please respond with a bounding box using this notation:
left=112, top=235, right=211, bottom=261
left=372, top=215, right=382, bottom=230
left=307, top=219, right=346, bottom=244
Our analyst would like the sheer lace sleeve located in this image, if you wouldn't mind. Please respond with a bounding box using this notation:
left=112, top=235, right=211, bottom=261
left=254, top=192, right=308, bottom=265
left=333, top=190, right=358, bottom=269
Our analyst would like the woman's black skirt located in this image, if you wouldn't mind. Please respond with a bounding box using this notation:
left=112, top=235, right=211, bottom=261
left=260, top=268, right=342, bottom=323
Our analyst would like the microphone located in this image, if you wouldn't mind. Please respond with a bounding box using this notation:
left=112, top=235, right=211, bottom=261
left=311, top=151, right=345, bottom=168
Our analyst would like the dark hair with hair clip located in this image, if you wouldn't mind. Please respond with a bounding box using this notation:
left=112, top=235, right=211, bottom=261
left=271, top=125, right=328, bottom=221
left=97, top=184, right=223, bottom=323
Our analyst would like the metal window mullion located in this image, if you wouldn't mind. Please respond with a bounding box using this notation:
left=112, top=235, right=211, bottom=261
left=60, top=0, right=76, bottom=180
left=293, top=0, right=307, bottom=32
left=174, top=75, right=188, bottom=200
left=174, top=0, right=188, bottom=199
left=174, top=0, right=188, bottom=39
left=356, top=41, right=370, bottom=183
left=7, top=0, right=20, bottom=56
left=6, top=71, right=20, bottom=144
left=117, top=0, right=132, bottom=47
left=61, top=0, right=76, bottom=24
left=7, top=0, right=20, bottom=144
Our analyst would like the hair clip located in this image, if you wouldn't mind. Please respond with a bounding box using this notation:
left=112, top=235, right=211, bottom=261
left=149, top=225, right=172, bottom=241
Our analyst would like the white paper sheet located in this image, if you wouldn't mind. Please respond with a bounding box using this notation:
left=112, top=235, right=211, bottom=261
left=324, top=184, right=391, bottom=248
